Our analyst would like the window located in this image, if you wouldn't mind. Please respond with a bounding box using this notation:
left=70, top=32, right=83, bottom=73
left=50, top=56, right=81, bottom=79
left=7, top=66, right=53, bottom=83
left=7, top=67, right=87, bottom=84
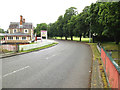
left=14, top=30, right=16, bottom=33
left=22, top=37, right=26, bottom=40
left=13, top=29, right=17, bottom=33
left=8, top=37, right=13, bottom=40
left=2, top=38, right=5, bottom=40
left=16, top=37, right=19, bottom=40
left=24, top=29, right=28, bottom=33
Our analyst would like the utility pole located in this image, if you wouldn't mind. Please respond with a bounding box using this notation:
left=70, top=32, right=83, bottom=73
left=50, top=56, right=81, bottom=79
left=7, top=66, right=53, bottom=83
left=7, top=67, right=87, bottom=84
left=89, top=22, right=91, bottom=43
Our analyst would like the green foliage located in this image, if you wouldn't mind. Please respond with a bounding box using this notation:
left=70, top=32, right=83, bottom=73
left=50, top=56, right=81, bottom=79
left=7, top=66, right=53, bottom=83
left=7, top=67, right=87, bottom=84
left=36, top=2, right=120, bottom=44
left=63, top=7, right=78, bottom=40
left=57, top=15, right=64, bottom=39
left=0, top=28, right=5, bottom=33
left=35, top=23, right=48, bottom=36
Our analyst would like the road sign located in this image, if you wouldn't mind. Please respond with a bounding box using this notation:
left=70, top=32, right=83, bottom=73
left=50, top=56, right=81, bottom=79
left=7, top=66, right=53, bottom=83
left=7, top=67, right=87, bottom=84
left=41, top=30, right=47, bottom=42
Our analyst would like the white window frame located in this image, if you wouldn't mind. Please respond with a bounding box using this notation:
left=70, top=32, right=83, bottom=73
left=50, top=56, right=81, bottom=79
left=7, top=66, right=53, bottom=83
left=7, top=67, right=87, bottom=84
left=16, top=37, right=19, bottom=40
left=13, top=29, right=17, bottom=33
left=8, top=36, right=13, bottom=40
left=8, top=29, right=10, bottom=34
left=22, top=37, right=26, bottom=40
left=24, top=29, right=28, bottom=33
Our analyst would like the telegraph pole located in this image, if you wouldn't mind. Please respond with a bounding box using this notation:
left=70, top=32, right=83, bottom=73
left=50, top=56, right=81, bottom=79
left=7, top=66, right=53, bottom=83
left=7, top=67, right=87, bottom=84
left=89, top=22, right=91, bottom=43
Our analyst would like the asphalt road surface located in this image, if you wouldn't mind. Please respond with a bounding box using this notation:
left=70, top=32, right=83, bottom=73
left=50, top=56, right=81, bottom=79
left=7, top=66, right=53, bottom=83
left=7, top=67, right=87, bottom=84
left=2, top=40, right=92, bottom=88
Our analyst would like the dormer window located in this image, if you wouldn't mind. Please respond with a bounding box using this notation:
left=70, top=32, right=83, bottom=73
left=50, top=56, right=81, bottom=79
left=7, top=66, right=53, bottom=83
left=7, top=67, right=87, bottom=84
left=24, top=29, right=28, bottom=33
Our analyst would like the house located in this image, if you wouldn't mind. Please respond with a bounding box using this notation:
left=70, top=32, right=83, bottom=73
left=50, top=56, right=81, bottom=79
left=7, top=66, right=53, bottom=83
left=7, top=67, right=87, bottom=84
left=0, top=15, right=34, bottom=44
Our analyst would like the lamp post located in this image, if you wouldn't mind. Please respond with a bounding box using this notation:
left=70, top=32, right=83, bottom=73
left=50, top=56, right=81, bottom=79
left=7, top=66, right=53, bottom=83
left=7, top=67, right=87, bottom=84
left=89, top=22, right=91, bottom=43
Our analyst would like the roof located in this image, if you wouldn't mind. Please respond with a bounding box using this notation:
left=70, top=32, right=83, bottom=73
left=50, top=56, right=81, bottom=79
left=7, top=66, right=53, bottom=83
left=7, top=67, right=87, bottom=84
left=9, top=22, right=33, bottom=29
left=0, top=32, right=30, bottom=36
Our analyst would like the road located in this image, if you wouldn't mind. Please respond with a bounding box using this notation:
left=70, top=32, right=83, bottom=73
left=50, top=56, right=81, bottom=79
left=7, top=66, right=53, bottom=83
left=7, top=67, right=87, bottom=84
left=2, top=40, right=92, bottom=88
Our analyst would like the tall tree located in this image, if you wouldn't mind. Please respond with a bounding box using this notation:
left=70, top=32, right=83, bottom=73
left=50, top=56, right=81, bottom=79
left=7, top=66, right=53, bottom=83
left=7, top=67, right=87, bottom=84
left=98, top=2, right=120, bottom=44
left=35, top=23, right=48, bottom=36
left=75, top=6, right=90, bottom=41
left=67, top=16, right=76, bottom=40
left=57, top=15, right=64, bottom=39
left=63, top=7, right=78, bottom=40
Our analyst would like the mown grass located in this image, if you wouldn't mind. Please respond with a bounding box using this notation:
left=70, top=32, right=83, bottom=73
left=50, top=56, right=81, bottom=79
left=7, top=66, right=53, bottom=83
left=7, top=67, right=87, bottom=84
left=53, top=36, right=92, bottom=43
left=101, top=42, right=120, bottom=65
left=87, top=43, right=101, bottom=60
left=20, top=42, right=58, bottom=53
left=101, top=42, right=119, bottom=50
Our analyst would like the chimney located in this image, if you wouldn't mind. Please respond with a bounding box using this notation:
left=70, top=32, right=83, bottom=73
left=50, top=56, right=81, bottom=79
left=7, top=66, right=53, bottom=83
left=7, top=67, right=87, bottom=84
left=20, top=15, right=23, bottom=25
left=23, top=18, right=25, bottom=23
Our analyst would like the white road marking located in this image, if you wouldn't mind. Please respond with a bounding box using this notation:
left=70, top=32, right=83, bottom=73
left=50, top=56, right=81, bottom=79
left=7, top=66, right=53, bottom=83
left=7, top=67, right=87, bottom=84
left=45, top=54, right=58, bottom=60
left=2, top=66, right=30, bottom=78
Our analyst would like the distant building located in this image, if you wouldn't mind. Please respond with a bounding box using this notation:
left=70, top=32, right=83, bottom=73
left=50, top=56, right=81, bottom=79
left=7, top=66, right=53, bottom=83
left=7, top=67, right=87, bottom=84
left=0, top=15, right=34, bottom=44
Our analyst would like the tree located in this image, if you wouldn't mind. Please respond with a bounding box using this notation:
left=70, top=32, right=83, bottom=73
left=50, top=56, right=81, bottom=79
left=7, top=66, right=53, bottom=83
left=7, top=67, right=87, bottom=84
left=63, top=7, right=78, bottom=40
left=67, top=16, right=76, bottom=40
left=35, top=23, right=48, bottom=36
left=75, top=6, right=90, bottom=41
left=0, top=28, right=5, bottom=33
left=47, top=22, right=58, bottom=38
left=56, top=15, right=64, bottom=39
left=98, top=2, right=120, bottom=44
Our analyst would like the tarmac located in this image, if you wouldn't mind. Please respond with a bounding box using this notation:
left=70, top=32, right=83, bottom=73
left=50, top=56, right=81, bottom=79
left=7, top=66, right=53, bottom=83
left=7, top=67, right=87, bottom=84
left=1, top=39, right=104, bottom=88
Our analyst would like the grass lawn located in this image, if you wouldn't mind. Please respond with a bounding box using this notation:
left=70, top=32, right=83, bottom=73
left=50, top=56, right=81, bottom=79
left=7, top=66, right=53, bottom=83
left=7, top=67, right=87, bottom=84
left=87, top=42, right=120, bottom=65
left=87, top=43, right=101, bottom=60
left=101, top=42, right=120, bottom=65
left=53, top=36, right=92, bottom=43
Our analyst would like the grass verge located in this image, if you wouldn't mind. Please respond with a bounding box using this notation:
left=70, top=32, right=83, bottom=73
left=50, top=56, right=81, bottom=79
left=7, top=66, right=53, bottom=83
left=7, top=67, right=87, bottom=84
left=19, top=42, right=58, bottom=53
left=87, top=43, right=108, bottom=88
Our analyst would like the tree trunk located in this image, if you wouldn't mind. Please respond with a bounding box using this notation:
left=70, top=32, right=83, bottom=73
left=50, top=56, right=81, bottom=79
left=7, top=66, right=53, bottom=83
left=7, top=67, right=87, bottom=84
left=71, top=36, right=73, bottom=41
left=79, top=35, right=82, bottom=42
left=61, top=37, right=62, bottom=40
left=92, top=36, right=95, bottom=43
left=65, top=36, right=67, bottom=40
left=114, top=35, right=119, bottom=44
left=115, top=39, right=119, bottom=44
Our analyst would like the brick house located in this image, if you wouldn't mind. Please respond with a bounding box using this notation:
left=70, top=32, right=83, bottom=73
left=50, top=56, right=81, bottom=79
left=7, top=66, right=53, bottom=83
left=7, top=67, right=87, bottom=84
left=0, top=15, right=34, bottom=44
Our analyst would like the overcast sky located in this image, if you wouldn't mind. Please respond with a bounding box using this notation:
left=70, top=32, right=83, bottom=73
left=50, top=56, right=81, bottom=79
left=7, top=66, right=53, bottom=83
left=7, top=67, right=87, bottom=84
left=0, top=0, right=97, bottom=31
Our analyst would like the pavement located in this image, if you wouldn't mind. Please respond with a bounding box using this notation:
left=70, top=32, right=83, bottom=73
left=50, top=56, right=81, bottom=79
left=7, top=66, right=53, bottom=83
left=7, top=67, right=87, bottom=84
left=2, top=40, right=92, bottom=88
left=90, top=44, right=104, bottom=88
left=91, top=59, right=103, bottom=88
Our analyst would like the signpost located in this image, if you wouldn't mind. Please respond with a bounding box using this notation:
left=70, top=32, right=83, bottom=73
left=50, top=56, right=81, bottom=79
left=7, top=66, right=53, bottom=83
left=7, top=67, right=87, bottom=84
left=41, top=30, right=47, bottom=42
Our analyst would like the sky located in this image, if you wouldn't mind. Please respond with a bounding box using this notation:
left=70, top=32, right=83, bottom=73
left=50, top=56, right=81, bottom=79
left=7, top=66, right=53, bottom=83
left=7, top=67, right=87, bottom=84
left=0, top=0, right=97, bottom=31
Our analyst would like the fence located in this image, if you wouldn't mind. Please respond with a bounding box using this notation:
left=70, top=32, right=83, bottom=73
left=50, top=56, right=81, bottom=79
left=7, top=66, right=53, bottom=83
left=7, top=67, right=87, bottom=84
left=19, top=41, right=53, bottom=51
left=97, top=44, right=120, bottom=89
left=0, top=44, right=17, bottom=52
